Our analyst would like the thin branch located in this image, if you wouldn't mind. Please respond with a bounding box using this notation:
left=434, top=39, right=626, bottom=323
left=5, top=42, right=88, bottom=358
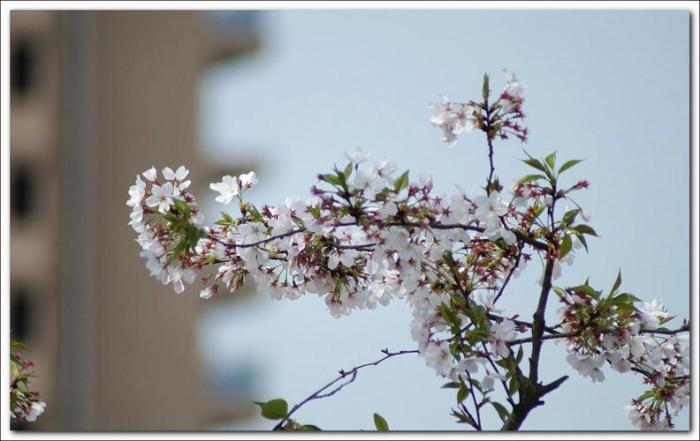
left=640, top=325, right=690, bottom=335
left=272, top=348, right=419, bottom=431
left=463, top=371, right=483, bottom=431
left=487, top=313, right=562, bottom=336
left=480, top=342, right=516, bottom=407
left=458, top=402, right=481, bottom=431
left=208, top=219, right=548, bottom=252
left=508, top=332, right=571, bottom=347
left=487, top=137, right=496, bottom=189
left=493, top=247, right=523, bottom=304
left=540, top=375, right=569, bottom=395
left=483, top=95, right=496, bottom=189
left=208, top=228, right=302, bottom=249
left=506, top=324, right=690, bottom=347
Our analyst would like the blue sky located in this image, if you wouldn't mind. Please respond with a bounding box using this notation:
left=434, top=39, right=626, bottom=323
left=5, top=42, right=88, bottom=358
left=196, top=10, right=689, bottom=430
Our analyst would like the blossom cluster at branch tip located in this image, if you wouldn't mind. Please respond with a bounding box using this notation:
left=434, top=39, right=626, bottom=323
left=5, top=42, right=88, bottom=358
left=10, top=343, right=46, bottom=423
left=430, top=70, right=528, bottom=145
left=430, top=97, right=476, bottom=144
left=210, top=171, right=258, bottom=205
left=557, top=286, right=688, bottom=429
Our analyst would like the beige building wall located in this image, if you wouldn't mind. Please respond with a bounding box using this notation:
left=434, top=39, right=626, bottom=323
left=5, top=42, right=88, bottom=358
left=10, top=10, right=260, bottom=430
left=10, top=10, right=61, bottom=430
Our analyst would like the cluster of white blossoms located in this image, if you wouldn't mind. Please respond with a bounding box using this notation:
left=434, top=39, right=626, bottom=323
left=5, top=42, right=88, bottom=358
left=127, top=166, right=201, bottom=294
left=10, top=346, right=47, bottom=423
left=126, top=156, right=547, bottom=390
left=429, top=98, right=476, bottom=144
left=430, top=70, right=528, bottom=145
left=556, top=285, right=689, bottom=429
left=12, top=401, right=46, bottom=423
left=126, top=71, right=688, bottom=431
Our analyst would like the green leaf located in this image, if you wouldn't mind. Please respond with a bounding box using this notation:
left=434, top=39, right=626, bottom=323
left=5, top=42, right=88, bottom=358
left=186, top=225, right=204, bottom=244
left=373, top=413, right=389, bottom=431
left=522, top=158, right=548, bottom=174
left=173, top=199, right=190, bottom=214
left=491, top=401, right=511, bottom=423
left=611, top=290, right=640, bottom=315
left=613, top=293, right=641, bottom=304
left=615, top=303, right=636, bottom=314
left=531, top=203, right=546, bottom=219
left=298, top=424, right=322, bottom=431
left=343, top=163, right=353, bottom=180
left=558, top=159, right=583, bottom=174
left=482, top=73, right=490, bottom=100
left=577, top=233, right=589, bottom=252
left=11, top=341, right=29, bottom=351
left=216, top=211, right=234, bottom=226
left=495, top=358, right=510, bottom=369
left=438, top=304, right=462, bottom=332
left=247, top=205, right=264, bottom=223
left=451, top=409, right=475, bottom=425
left=659, top=315, right=675, bottom=325
left=508, top=376, right=520, bottom=396
left=441, top=381, right=461, bottom=389
left=485, top=177, right=503, bottom=194
left=308, top=205, right=321, bottom=220
left=457, top=386, right=469, bottom=404
left=323, top=173, right=343, bottom=187
left=516, top=345, right=524, bottom=364
left=393, top=171, right=410, bottom=192
left=609, top=270, right=623, bottom=297
left=574, top=224, right=599, bottom=237
left=255, top=399, right=288, bottom=420
left=572, top=284, right=601, bottom=300
left=517, top=174, right=547, bottom=185
left=562, top=209, right=580, bottom=226
left=559, top=234, right=572, bottom=259
left=463, top=304, right=486, bottom=328
left=544, top=151, right=557, bottom=169
left=553, top=286, right=567, bottom=298
left=467, top=377, right=483, bottom=393
left=171, top=240, right=190, bottom=258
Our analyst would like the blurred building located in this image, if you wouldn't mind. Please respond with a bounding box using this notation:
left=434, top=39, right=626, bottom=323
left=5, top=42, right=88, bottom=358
left=10, top=10, right=262, bottom=430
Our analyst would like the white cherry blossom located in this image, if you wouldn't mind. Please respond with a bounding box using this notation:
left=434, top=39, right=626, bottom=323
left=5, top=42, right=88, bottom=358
left=145, top=182, right=174, bottom=213
left=210, top=175, right=240, bottom=205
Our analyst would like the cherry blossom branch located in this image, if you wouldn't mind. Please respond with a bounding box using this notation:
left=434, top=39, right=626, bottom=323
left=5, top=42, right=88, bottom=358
left=126, top=70, right=689, bottom=431
left=272, top=348, right=419, bottom=431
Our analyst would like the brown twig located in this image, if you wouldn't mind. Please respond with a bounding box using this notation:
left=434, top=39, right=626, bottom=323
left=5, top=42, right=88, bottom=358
left=272, top=348, right=419, bottom=431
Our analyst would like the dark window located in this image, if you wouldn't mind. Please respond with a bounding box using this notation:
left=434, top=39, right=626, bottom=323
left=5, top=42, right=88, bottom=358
left=12, top=164, right=34, bottom=221
left=11, top=37, right=36, bottom=99
left=10, top=285, right=32, bottom=341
